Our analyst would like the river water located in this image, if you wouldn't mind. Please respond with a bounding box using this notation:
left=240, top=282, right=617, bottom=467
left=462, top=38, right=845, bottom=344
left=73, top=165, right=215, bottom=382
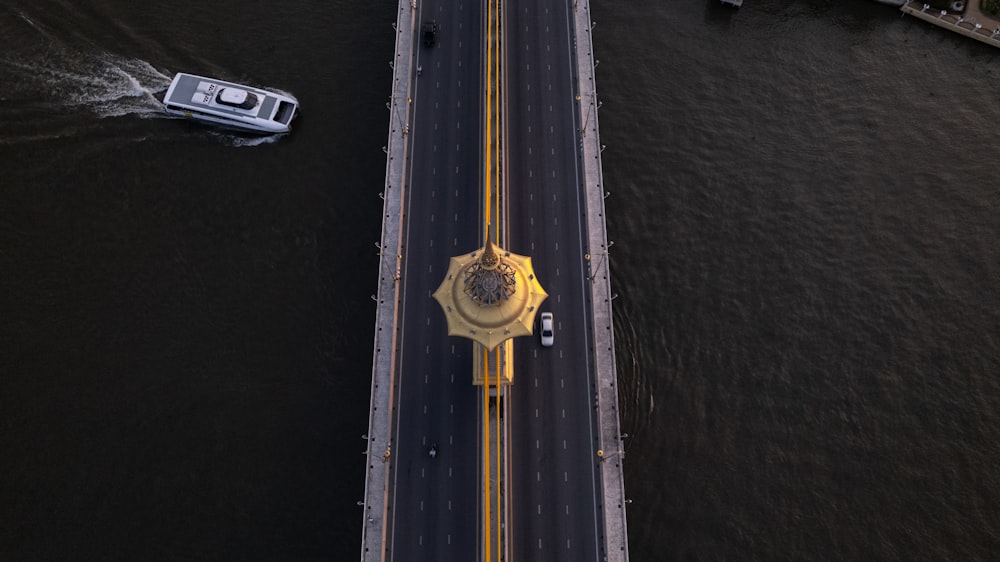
left=1, top=0, right=998, bottom=559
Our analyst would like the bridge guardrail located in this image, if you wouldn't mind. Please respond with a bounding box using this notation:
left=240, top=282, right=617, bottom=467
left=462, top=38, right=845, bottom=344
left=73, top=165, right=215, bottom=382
left=573, top=1, right=631, bottom=560
left=360, top=1, right=417, bottom=561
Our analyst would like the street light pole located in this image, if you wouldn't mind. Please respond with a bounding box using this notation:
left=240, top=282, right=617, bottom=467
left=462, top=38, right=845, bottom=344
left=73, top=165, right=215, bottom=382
left=585, top=240, right=613, bottom=284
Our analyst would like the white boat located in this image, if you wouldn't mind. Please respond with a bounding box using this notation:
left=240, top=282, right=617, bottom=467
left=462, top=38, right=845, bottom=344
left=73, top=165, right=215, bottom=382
left=162, top=73, right=298, bottom=134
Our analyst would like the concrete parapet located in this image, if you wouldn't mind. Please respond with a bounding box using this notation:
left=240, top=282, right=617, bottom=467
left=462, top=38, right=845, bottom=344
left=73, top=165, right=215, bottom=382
left=360, top=1, right=417, bottom=561
left=572, top=1, right=631, bottom=561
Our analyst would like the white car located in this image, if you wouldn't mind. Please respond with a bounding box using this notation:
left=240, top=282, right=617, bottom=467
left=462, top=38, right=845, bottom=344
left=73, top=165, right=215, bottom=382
left=539, top=312, right=554, bottom=347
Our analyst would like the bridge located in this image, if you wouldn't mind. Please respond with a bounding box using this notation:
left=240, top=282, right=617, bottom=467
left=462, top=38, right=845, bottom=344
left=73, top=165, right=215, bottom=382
left=361, top=1, right=628, bottom=560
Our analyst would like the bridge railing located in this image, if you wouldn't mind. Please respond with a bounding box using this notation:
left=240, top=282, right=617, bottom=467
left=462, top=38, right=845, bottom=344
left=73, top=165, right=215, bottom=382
left=573, top=1, right=631, bottom=561
left=360, top=1, right=418, bottom=561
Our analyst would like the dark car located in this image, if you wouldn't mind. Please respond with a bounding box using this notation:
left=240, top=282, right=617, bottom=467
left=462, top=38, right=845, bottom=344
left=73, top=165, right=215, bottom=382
left=422, top=20, right=438, bottom=47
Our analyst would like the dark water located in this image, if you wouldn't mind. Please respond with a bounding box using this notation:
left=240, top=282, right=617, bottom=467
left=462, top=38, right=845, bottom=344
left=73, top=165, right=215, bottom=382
left=1, top=0, right=998, bottom=560
left=1, top=1, right=393, bottom=558
left=595, top=1, right=1000, bottom=560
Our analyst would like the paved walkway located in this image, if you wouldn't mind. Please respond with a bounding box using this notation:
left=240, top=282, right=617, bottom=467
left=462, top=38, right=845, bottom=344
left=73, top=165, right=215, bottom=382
left=572, top=1, right=631, bottom=561
left=360, top=1, right=415, bottom=561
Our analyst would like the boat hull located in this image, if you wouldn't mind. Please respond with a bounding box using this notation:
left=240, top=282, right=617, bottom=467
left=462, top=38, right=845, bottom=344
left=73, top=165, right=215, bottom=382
left=161, top=73, right=298, bottom=134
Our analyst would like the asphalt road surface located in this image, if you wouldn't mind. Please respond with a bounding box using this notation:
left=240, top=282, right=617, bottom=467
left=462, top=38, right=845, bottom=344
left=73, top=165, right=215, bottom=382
left=506, top=0, right=605, bottom=561
left=388, top=1, right=603, bottom=560
left=386, top=0, right=484, bottom=560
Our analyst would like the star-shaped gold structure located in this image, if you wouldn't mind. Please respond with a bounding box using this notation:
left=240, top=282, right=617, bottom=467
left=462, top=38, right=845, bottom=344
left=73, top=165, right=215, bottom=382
left=433, top=237, right=547, bottom=350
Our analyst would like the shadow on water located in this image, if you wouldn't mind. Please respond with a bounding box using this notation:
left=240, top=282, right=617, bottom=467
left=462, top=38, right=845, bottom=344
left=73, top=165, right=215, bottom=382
left=704, top=0, right=740, bottom=28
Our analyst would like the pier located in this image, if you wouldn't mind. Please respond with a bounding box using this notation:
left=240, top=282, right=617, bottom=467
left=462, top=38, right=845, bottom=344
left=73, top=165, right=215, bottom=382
left=900, top=0, right=1000, bottom=48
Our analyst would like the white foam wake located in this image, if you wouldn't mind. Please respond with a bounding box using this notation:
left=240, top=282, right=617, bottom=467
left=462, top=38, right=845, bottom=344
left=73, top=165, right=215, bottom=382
left=3, top=53, right=172, bottom=119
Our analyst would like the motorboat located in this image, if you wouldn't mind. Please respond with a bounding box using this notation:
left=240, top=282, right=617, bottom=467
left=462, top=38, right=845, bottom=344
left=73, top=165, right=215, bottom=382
left=162, top=73, right=298, bottom=134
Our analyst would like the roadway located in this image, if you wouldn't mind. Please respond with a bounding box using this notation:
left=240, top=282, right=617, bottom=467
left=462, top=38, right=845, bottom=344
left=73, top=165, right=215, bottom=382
left=386, top=0, right=484, bottom=560
left=505, top=1, right=604, bottom=561
left=387, top=0, right=605, bottom=560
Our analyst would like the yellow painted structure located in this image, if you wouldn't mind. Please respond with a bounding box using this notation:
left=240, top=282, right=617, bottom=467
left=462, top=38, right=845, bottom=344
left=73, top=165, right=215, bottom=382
left=432, top=239, right=548, bottom=351
left=471, top=340, right=514, bottom=387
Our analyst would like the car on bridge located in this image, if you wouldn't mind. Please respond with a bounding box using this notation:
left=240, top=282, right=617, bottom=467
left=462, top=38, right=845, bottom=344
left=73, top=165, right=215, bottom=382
left=422, top=20, right=438, bottom=47
left=540, top=312, right=554, bottom=347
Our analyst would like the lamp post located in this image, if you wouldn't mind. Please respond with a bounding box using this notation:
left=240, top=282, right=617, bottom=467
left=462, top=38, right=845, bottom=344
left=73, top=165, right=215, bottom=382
left=596, top=448, right=624, bottom=463
left=586, top=240, right=613, bottom=284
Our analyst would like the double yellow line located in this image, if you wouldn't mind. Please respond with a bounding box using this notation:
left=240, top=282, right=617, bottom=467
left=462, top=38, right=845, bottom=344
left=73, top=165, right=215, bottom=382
left=482, top=0, right=501, bottom=559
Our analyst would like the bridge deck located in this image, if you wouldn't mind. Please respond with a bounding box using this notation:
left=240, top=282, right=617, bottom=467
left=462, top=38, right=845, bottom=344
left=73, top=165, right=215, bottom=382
left=361, top=1, right=629, bottom=560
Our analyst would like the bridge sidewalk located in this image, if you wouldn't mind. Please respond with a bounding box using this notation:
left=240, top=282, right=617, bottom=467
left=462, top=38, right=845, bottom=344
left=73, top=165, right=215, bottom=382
left=572, top=1, right=631, bottom=561
left=361, top=2, right=417, bottom=561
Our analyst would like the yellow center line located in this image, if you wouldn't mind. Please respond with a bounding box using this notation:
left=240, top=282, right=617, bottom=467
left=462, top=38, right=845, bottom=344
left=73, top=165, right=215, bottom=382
left=482, top=345, right=491, bottom=562
left=494, top=346, right=501, bottom=556
left=484, top=0, right=492, bottom=553
left=483, top=0, right=501, bottom=559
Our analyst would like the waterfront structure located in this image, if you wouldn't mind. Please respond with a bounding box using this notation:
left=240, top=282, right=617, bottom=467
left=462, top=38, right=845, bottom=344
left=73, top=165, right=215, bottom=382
left=899, top=0, right=1000, bottom=47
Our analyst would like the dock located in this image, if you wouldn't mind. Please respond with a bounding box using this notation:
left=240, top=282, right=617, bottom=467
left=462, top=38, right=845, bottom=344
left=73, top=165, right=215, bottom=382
left=900, top=0, right=1000, bottom=48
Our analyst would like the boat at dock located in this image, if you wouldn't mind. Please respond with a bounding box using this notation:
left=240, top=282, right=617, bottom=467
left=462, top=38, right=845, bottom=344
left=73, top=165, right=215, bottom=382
left=161, top=73, right=299, bottom=134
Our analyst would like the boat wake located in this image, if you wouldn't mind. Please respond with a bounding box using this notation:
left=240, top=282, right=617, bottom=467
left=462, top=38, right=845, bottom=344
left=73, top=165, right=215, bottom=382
left=1, top=8, right=287, bottom=147
left=200, top=131, right=286, bottom=147
left=1, top=52, right=172, bottom=119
